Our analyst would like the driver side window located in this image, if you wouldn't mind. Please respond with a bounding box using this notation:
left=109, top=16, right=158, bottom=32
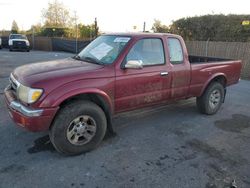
left=126, top=38, right=165, bottom=66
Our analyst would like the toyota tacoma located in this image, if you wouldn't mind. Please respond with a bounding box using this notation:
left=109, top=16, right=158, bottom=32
left=4, top=33, right=242, bottom=155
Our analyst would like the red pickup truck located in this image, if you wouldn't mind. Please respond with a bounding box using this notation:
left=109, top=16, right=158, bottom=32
left=5, top=33, right=241, bottom=155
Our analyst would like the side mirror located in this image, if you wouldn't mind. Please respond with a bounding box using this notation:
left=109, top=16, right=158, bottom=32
left=124, top=60, right=143, bottom=69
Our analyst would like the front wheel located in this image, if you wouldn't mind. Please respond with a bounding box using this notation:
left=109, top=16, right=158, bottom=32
left=196, top=82, right=225, bottom=115
left=50, top=100, right=107, bottom=155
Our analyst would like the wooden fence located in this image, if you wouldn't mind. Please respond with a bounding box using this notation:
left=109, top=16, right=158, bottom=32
left=185, top=41, right=250, bottom=79
left=28, top=36, right=52, bottom=51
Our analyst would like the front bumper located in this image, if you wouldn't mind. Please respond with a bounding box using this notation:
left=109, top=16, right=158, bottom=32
left=9, top=44, right=30, bottom=50
left=4, top=88, right=58, bottom=132
left=10, top=101, right=43, bottom=117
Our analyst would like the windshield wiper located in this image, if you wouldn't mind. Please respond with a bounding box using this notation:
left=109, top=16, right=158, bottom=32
left=81, top=56, right=104, bottom=65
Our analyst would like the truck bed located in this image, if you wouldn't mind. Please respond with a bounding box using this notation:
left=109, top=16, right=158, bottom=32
left=188, top=57, right=242, bottom=98
left=189, top=55, right=231, bottom=64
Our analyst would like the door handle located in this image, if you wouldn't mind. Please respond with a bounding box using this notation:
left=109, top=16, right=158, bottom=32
left=160, top=72, right=168, bottom=76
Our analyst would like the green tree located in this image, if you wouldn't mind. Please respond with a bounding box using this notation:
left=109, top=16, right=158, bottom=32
left=11, top=20, right=19, bottom=34
left=152, top=19, right=169, bottom=33
left=26, top=23, right=43, bottom=35
left=169, top=14, right=250, bottom=42
left=42, top=0, right=72, bottom=28
left=78, top=24, right=96, bottom=39
left=40, top=27, right=69, bottom=37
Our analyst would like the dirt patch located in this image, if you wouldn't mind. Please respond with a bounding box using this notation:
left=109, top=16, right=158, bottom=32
left=187, top=139, right=224, bottom=160
left=215, top=114, right=250, bottom=133
left=0, top=164, right=26, bottom=174
left=27, top=135, right=55, bottom=154
left=208, top=163, right=226, bottom=174
left=186, top=139, right=245, bottom=166
left=205, top=182, right=217, bottom=188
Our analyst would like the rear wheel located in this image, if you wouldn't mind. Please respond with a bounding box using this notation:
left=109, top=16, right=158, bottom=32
left=196, top=82, right=224, bottom=115
left=50, top=100, right=107, bottom=155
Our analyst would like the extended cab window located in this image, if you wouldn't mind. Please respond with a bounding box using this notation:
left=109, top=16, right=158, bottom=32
left=127, top=38, right=165, bottom=66
left=167, top=38, right=183, bottom=64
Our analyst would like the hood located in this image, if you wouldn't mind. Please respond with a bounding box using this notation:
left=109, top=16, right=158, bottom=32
left=9, top=39, right=28, bottom=42
left=13, top=57, right=104, bottom=86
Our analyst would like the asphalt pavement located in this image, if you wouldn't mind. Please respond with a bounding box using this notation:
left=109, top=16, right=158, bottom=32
left=0, top=49, right=250, bottom=188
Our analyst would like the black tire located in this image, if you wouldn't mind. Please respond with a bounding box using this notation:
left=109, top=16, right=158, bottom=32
left=196, top=82, right=225, bottom=115
left=50, top=100, right=107, bottom=155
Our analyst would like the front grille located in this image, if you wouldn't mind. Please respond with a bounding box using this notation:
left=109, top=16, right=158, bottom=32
left=9, top=74, right=20, bottom=95
left=13, top=41, right=26, bottom=48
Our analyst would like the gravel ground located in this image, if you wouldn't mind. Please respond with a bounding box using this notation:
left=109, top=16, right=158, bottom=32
left=0, top=49, right=250, bottom=188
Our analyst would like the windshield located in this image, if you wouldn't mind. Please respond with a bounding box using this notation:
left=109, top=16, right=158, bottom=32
left=77, top=35, right=131, bottom=65
left=10, top=34, right=27, bottom=40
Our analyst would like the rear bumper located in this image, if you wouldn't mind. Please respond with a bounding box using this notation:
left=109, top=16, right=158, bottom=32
left=4, top=88, right=59, bottom=132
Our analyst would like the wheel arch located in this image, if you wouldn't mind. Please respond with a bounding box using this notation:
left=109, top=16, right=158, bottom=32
left=199, top=74, right=227, bottom=97
left=50, top=89, right=115, bottom=134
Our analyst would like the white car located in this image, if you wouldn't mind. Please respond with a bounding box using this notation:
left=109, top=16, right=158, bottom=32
left=8, top=34, right=30, bottom=52
left=0, top=37, right=2, bottom=49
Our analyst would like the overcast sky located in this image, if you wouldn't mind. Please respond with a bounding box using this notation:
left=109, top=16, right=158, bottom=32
left=0, top=0, right=249, bottom=32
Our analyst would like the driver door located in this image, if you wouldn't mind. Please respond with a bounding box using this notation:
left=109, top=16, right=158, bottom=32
left=114, top=37, right=171, bottom=113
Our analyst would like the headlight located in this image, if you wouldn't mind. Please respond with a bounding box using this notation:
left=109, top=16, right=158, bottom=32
left=17, top=84, right=43, bottom=104
left=26, top=41, right=30, bottom=46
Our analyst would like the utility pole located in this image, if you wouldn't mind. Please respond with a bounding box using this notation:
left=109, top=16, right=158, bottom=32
left=94, top=17, right=98, bottom=38
left=74, top=11, right=78, bottom=54
left=205, top=38, right=210, bottom=56
left=32, top=27, right=35, bottom=50
left=143, top=22, right=146, bottom=32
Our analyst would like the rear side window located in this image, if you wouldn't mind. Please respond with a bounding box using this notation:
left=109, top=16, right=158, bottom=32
left=127, top=38, right=165, bottom=66
left=167, top=38, right=183, bottom=64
